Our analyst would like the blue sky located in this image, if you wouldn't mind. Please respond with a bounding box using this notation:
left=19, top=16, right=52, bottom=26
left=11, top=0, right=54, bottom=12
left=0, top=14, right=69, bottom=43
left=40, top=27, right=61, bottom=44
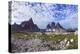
left=11, top=1, right=78, bottom=29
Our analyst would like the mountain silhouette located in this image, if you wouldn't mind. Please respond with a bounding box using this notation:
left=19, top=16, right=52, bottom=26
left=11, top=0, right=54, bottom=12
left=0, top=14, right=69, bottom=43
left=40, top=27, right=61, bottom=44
left=10, top=18, right=76, bottom=32
left=20, top=18, right=40, bottom=32
left=46, top=22, right=66, bottom=32
left=11, top=18, right=40, bottom=32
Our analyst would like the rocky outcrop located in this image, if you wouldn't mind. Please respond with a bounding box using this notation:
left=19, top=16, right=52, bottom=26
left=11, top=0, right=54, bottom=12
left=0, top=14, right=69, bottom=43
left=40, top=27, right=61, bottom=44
left=11, top=23, right=22, bottom=31
left=55, top=23, right=66, bottom=32
left=20, top=18, right=40, bottom=32
left=11, top=18, right=40, bottom=32
left=46, top=22, right=66, bottom=32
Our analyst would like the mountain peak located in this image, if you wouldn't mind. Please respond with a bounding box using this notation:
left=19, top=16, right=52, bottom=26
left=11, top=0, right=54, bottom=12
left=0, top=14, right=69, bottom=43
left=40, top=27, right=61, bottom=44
left=55, top=22, right=64, bottom=29
left=28, top=18, right=34, bottom=24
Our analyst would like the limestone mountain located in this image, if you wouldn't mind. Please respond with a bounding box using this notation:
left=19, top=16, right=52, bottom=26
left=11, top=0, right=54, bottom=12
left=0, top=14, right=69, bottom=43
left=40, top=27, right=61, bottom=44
left=46, top=22, right=66, bottom=32
left=11, top=18, right=40, bottom=32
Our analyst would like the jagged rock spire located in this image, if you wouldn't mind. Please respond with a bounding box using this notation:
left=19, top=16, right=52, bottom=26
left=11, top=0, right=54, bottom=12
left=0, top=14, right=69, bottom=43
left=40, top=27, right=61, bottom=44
left=47, top=24, right=51, bottom=29
left=55, top=22, right=64, bottom=29
left=28, top=18, right=34, bottom=24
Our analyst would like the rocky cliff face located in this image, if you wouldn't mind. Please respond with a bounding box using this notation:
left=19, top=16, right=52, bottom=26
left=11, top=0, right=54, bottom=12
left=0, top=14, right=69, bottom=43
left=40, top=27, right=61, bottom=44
left=55, top=23, right=66, bottom=32
left=20, top=18, right=40, bottom=32
left=11, top=18, right=66, bottom=32
left=46, top=22, right=66, bottom=32
left=11, top=23, right=22, bottom=31
left=11, top=18, right=40, bottom=32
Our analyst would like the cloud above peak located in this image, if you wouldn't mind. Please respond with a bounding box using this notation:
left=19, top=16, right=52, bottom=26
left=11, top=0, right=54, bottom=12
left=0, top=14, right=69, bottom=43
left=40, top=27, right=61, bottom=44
left=11, top=1, right=78, bottom=29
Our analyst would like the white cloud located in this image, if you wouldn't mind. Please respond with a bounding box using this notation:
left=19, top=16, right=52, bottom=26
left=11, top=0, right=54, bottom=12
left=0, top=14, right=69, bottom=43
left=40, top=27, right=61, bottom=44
left=59, top=13, right=78, bottom=28
left=11, top=1, right=78, bottom=29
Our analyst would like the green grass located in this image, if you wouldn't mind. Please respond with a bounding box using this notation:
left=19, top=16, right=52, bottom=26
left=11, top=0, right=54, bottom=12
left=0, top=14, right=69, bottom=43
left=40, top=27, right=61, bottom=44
left=11, top=32, right=78, bottom=49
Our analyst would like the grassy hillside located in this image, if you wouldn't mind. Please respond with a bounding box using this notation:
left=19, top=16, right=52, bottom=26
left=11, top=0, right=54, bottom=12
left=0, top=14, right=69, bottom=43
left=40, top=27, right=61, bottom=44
left=11, top=32, right=78, bottom=52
